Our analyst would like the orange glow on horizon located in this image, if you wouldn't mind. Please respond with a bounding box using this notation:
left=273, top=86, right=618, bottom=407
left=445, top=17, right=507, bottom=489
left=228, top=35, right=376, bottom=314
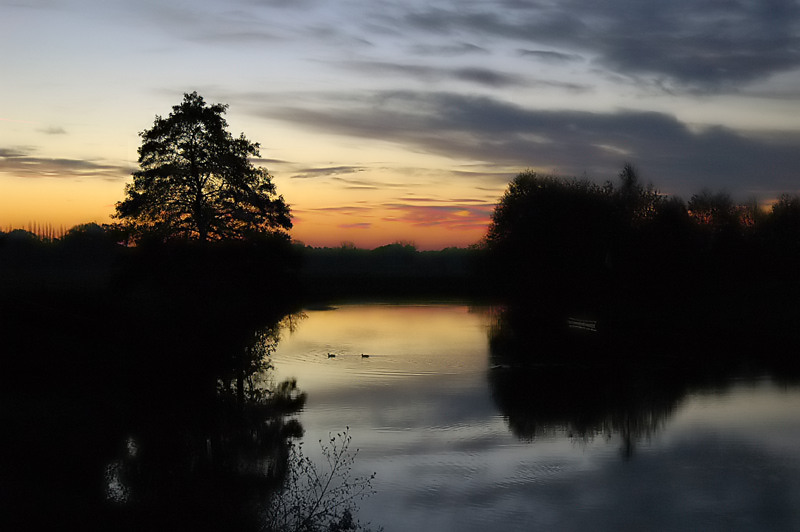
left=289, top=220, right=488, bottom=250
left=0, top=176, right=492, bottom=250
left=0, top=175, right=121, bottom=231
left=289, top=202, right=493, bottom=250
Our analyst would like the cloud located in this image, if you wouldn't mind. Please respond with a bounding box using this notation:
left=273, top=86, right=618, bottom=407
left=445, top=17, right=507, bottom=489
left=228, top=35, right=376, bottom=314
left=251, top=157, right=290, bottom=165
left=263, top=90, right=800, bottom=197
left=0, top=147, right=130, bottom=180
left=290, top=165, right=366, bottom=179
left=125, top=2, right=287, bottom=46
left=340, top=61, right=529, bottom=89
left=0, top=147, right=29, bottom=158
left=331, top=176, right=415, bottom=190
left=295, top=197, right=494, bottom=233
left=298, top=205, right=372, bottom=215
left=583, top=1, right=800, bottom=91
left=330, top=177, right=380, bottom=190
left=112, top=0, right=800, bottom=93
left=338, top=222, right=372, bottom=229
left=518, top=49, right=584, bottom=64
left=408, top=42, right=489, bottom=57
left=395, top=197, right=493, bottom=205
left=129, top=0, right=372, bottom=50
left=121, top=0, right=800, bottom=94
left=381, top=201, right=494, bottom=231
left=39, top=126, right=67, bottom=135
left=452, top=67, right=525, bottom=88
left=378, top=1, right=800, bottom=91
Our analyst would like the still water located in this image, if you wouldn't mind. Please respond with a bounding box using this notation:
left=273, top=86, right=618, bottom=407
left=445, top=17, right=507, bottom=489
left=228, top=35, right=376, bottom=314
left=271, top=303, right=800, bottom=531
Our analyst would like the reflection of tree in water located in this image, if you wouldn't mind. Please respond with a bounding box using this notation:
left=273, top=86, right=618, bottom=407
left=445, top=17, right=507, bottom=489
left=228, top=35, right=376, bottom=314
left=486, top=305, right=783, bottom=458
left=217, top=313, right=306, bottom=406
left=101, top=314, right=308, bottom=531
left=3, top=296, right=307, bottom=531
left=489, top=362, right=684, bottom=459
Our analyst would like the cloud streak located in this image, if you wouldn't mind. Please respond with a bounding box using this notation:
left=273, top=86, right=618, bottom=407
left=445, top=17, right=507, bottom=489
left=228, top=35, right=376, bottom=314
left=378, top=0, right=800, bottom=91
left=132, top=0, right=800, bottom=92
left=264, top=90, right=800, bottom=196
left=290, top=165, right=366, bottom=179
left=38, top=126, right=67, bottom=135
left=338, top=222, right=372, bottom=229
left=0, top=147, right=130, bottom=180
left=381, top=201, right=495, bottom=232
left=517, top=49, right=584, bottom=64
left=340, top=60, right=530, bottom=89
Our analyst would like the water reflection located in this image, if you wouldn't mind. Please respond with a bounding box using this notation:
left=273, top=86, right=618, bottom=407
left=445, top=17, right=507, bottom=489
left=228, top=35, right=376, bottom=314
left=487, top=304, right=800, bottom=457
left=2, top=298, right=305, bottom=531
left=267, top=302, right=800, bottom=531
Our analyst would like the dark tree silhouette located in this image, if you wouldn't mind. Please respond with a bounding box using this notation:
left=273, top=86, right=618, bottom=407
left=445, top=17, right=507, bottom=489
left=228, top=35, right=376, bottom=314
left=483, top=170, right=616, bottom=309
left=114, top=92, right=291, bottom=243
left=764, top=193, right=800, bottom=254
left=613, top=162, right=661, bottom=226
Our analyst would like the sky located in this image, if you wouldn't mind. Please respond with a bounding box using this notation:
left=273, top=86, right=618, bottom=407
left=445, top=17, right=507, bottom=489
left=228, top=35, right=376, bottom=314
left=2, top=0, right=800, bottom=249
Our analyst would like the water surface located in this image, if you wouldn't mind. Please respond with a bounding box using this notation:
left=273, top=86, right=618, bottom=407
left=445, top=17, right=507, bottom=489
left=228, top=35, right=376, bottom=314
left=271, top=303, right=800, bottom=531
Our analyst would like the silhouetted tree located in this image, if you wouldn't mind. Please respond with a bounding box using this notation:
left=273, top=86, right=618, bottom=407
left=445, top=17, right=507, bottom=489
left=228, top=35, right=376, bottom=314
left=764, top=193, right=800, bottom=254
left=484, top=170, right=615, bottom=309
left=114, top=92, right=291, bottom=243
left=612, top=162, right=661, bottom=226
left=686, top=189, right=757, bottom=290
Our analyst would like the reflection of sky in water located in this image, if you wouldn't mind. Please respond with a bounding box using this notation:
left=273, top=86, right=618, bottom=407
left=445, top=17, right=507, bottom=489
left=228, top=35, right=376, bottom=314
left=271, top=304, right=800, bottom=531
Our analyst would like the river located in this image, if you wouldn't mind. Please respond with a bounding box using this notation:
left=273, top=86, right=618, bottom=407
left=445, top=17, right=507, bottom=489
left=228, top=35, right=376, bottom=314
left=270, top=302, right=800, bottom=531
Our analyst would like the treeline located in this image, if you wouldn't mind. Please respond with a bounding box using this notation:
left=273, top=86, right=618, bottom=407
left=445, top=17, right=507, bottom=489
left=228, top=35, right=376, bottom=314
left=483, top=165, right=800, bottom=352
left=0, top=224, right=482, bottom=302
left=1, top=223, right=121, bottom=292
left=0, top=223, right=297, bottom=290
left=296, top=242, right=481, bottom=300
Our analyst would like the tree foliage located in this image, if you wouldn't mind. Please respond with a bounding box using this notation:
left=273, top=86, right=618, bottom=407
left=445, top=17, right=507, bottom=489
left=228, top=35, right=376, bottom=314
left=115, top=92, right=291, bottom=243
left=483, top=170, right=617, bottom=306
left=481, top=162, right=800, bottom=347
left=613, top=162, right=662, bottom=226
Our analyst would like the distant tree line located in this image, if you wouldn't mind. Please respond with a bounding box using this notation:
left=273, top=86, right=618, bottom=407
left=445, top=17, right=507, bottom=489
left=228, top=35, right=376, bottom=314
left=296, top=241, right=480, bottom=299
left=0, top=223, right=298, bottom=304
left=0, top=225, right=481, bottom=302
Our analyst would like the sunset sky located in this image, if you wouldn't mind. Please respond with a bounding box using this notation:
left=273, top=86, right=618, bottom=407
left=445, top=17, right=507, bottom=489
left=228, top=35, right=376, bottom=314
left=3, top=0, right=800, bottom=249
